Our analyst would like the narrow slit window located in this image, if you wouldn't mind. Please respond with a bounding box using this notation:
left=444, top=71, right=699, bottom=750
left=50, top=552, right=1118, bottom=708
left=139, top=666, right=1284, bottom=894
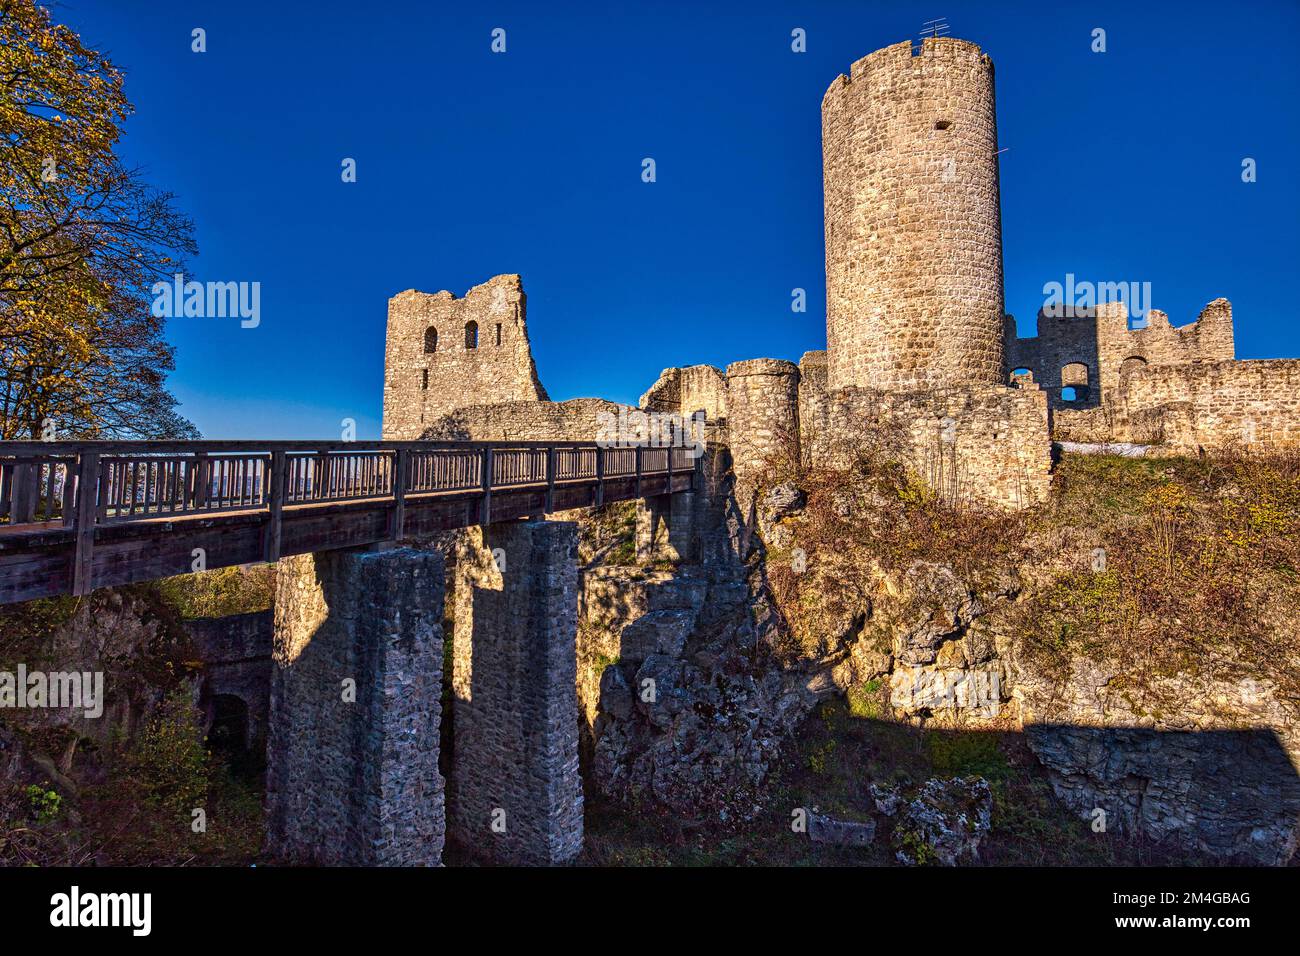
left=422, top=368, right=428, bottom=390
left=495, top=323, right=502, bottom=346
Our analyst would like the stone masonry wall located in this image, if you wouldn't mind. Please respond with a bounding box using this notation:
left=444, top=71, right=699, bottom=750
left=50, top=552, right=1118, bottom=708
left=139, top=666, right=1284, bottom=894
left=803, top=381, right=1052, bottom=510
left=1096, top=359, right=1300, bottom=450
left=640, top=364, right=729, bottom=421
left=724, top=358, right=801, bottom=507
left=1006, top=298, right=1235, bottom=409
left=383, top=274, right=549, bottom=440
left=823, top=37, right=1005, bottom=393
left=266, top=548, right=445, bottom=866
left=187, top=611, right=272, bottom=752
left=450, top=521, right=584, bottom=864
left=425, top=397, right=627, bottom=442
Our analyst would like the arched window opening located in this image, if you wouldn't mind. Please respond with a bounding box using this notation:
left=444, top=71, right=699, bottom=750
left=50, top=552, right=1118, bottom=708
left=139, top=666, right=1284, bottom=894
left=424, top=326, right=438, bottom=353
left=465, top=320, right=478, bottom=350
left=1061, top=362, right=1089, bottom=387
left=1120, top=355, right=1148, bottom=379
left=934, top=120, right=953, bottom=131
left=1009, top=367, right=1034, bottom=387
left=1060, top=362, right=1089, bottom=404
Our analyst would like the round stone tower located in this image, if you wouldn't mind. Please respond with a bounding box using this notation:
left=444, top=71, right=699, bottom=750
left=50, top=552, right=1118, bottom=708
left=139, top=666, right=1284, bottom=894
left=822, top=37, right=1005, bottom=393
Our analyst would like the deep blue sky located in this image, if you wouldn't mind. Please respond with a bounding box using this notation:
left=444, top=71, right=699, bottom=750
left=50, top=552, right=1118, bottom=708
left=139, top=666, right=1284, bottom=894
left=63, top=0, right=1300, bottom=439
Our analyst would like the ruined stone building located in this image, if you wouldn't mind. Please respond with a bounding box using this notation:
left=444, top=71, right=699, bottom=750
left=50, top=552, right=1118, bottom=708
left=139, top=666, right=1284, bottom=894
left=382, top=36, right=1299, bottom=506
left=383, top=273, right=548, bottom=440
left=357, top=33, right=1300, bottom=869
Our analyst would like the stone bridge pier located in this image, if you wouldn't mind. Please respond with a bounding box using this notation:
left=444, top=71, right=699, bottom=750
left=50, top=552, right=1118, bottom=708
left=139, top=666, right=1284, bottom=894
left=448, top=520, right=584, bottom=864
left=266, top=547, right=446, bottom=866
left=265, top=520, right=584, bottom=866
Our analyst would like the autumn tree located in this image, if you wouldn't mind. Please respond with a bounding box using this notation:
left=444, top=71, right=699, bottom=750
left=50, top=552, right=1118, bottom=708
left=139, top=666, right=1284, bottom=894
left=0, top=0, right=198, bottom=440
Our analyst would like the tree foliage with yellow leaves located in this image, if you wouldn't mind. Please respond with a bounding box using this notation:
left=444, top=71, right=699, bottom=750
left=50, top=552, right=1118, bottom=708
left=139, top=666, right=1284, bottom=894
left=0, top=0, right=197, bottom=439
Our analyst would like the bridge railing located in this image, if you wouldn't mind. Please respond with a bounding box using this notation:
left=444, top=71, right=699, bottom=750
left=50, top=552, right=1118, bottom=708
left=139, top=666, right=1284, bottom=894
left=0, top=456, right=77, bottom=526
left=0, top=438, right=703, bottom=599
left=0, top=439, right=700, bottom=529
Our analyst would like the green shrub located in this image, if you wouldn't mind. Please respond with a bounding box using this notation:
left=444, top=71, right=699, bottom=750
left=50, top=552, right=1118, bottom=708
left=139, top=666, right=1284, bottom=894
left=25, top=784, right=62, bottom=824
left=128, top=689, right=211, bottom=820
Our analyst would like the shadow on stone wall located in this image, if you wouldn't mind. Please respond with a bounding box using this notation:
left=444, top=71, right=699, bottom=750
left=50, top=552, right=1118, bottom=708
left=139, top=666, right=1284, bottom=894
left=1021, top=723, right=1300, bottom=865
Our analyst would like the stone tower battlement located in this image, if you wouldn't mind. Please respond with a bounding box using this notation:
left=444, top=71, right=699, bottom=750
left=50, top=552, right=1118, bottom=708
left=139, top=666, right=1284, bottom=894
left=822, top=37, right=1005, bottom=393
left=382, top=274, right=549, bottom=440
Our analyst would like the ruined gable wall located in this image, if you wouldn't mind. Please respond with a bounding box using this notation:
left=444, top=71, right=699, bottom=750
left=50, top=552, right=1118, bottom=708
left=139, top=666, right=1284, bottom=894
left=382, top=274, right=549, bottom=440
left=1006, top=299, right=1235, bottom=408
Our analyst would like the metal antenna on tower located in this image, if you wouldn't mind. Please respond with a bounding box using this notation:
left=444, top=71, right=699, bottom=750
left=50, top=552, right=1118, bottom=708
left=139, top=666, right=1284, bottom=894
left=920, top=18, right=950, bottom=39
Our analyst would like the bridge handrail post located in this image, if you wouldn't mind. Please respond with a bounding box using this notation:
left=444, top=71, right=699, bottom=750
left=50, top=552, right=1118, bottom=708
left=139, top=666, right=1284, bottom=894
left=392, top=448, right=408, bottom=540
left=71, top=451, right=99, bottom=597
left=480, top=447, right=494, bottom=525
left=634, top=443, right=642, bottom=498
left=186, top=451, right=208, bottom=512
left=595, top=444, right=605, bottom=508
left=95, top=457, right=110, bottom=522
left=10, top=462, right=37, bottom=524
left=60, top=459, right=77, bottom=528
left=545, top=445, right=556, bottom=514
left=264, top=450, right=286, bottom=562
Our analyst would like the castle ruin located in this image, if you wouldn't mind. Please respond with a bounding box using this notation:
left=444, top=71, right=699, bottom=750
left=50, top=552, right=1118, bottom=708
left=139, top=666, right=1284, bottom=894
left=382, top=35, right=1300, bottom=503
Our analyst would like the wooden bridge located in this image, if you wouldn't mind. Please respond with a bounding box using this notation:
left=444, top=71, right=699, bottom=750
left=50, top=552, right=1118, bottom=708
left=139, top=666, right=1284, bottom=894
left=0, top=440, right=700, bottom=605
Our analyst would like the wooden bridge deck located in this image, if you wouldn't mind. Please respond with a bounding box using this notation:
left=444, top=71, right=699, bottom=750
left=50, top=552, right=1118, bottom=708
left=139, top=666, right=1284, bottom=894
left=0, top=440, right=699, bottom=605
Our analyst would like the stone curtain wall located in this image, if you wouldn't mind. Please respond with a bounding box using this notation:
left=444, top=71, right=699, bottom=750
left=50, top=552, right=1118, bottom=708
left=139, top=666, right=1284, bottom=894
left=266, top=548, right=446, bottom=866
left=450, top=521, right=584, bottom=864
left=1113, top=359, right=1300, bottom=450
left=822, top=38, right=1005, bottom=393
left=382, top=274, right=549, bottom=440
left=1006, top=299, right=1236, bottom=409
left=426, top=397, right=626, bottom=442
left=641, top=354, right=1048, bottom=511
left=803, top=382, right=1052, bottom=510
